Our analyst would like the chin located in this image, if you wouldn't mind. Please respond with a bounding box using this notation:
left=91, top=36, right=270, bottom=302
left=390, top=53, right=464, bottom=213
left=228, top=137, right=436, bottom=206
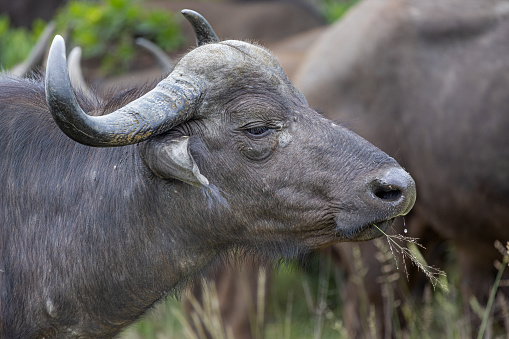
left=340, top=217, right=396, bottom=242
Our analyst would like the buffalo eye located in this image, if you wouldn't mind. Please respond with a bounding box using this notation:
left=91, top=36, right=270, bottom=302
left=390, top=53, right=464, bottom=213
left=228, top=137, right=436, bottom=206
left=245, top=126, right=272, bottom=137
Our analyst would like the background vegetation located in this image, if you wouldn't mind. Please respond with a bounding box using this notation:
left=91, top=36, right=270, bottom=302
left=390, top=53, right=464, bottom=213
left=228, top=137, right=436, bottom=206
left=0, top=0, right=356, bottom=73
left=54, top=0, right=183, bottom=74
left=0, top=0, right=183, bottom=74
left=0, top=15, right=46, bottom=70
left=317, top=0, right=360, bottom=23
left=119, top=239, right=509, bottom=338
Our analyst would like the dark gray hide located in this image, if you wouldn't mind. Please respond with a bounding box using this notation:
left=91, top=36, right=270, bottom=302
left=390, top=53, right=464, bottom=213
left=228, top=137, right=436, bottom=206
left=0, top=10, right=415, bottom=338
left=296, top=0, right=509, bottom=335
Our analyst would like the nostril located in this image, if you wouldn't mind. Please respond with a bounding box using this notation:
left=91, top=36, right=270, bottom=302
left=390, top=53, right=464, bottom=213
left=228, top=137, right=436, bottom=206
left=373, top=185, right=403, bottom=201
left=369, top=167, right=413, bottom=203
left=367, top=167, right=416, bottom=216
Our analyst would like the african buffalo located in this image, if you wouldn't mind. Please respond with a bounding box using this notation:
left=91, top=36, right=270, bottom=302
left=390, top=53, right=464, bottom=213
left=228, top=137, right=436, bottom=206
left=0, top=10, right=416, bottom=338
left=295, top=0, right=509, bottom=335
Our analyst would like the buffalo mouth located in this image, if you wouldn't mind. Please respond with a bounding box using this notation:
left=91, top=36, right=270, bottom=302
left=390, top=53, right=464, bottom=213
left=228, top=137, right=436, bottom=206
left=343, top=217, right=396, bottom=242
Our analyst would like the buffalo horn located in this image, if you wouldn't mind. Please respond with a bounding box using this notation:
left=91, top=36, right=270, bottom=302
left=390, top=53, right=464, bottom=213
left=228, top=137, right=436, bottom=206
left=181, top=9, right=220, bottom=46
left=45, top=35, right=203, bottom=147
left=135, top=37, right=174, bottom=71
left=11, top=21, right=56, bottom=77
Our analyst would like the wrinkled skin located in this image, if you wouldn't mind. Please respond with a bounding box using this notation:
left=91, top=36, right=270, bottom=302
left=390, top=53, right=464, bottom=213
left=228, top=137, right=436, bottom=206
left=144, top=40, right=415, bottom=249
left=295, top=0, right=509, bottom=335
left=0, top=35, right=415, bottom=338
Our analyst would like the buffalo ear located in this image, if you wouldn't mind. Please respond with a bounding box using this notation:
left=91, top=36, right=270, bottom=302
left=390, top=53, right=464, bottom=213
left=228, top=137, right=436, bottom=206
left=142, top=136, right=209, bottom=188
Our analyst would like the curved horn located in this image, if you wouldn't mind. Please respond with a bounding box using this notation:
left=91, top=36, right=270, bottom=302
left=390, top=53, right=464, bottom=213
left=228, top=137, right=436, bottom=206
left=135, top=37, right=174, bottom=71
left=45, top=35, right=203, bottom=147
left=67, top=46, right=95, bottom=100
left=11, top=21, right=56, bottom=77
left=181, top=9, right=220, bottom=46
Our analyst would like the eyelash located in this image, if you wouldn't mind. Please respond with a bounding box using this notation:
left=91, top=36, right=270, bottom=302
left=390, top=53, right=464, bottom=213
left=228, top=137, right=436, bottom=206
left=245, top=126, right=272, bottom=136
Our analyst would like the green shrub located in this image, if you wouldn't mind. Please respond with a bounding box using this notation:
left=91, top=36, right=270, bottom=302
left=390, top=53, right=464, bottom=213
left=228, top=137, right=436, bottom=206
left=0, top=0, right=183, bottom=75
left=320, top=0, right=360, bottom=23
left=0, top=16, right=46, bottom=70
left=54, top=0, right=184, bottom=75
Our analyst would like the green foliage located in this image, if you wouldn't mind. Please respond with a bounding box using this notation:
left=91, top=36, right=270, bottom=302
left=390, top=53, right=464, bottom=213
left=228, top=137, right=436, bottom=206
left=54, top=0, right=183, bottom=74
left=0, top=0, right=183, bottom=75
left=0, top=16, right=46, bottom=70
left=320, top=0, right=360, bottom=23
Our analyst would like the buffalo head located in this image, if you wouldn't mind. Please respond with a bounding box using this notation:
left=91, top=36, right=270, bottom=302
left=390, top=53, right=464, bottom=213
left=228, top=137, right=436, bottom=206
left=45, top=10, right=416, bottom=253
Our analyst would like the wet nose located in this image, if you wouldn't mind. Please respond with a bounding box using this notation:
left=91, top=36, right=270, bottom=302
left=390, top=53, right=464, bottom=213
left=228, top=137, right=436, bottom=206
left=369, top=167, right=416, bottom=216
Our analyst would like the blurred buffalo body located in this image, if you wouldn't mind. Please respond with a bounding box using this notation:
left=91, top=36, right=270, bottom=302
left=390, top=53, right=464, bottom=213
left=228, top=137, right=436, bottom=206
left=296, top=0, right=509, bottom=335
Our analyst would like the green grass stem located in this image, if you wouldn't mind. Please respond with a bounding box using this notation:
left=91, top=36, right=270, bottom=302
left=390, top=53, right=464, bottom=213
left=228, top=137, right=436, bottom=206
left=477, top=241, right=509, bottom=339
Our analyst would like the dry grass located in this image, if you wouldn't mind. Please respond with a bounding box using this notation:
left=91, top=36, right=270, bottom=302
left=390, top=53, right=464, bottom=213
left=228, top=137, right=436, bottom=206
left=120, top=240, right=509, bottom=339
left=373, top=224, right=447, bottom=290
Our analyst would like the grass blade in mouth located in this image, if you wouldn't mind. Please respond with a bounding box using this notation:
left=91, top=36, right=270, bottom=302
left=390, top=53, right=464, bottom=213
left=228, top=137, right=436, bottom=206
left=372, top=224, right=447, bottom=290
